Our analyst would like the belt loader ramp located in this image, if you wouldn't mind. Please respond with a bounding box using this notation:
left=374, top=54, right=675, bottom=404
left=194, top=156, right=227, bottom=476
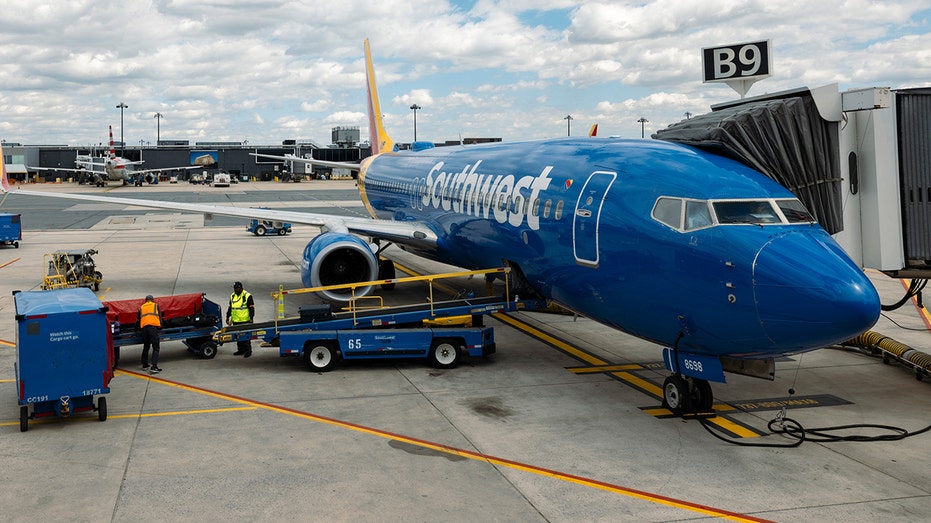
left=212, top=267, right=545, bottom=371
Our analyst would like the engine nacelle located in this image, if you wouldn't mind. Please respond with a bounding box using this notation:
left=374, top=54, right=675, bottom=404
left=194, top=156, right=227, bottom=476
left=300, top=232, right=379, bottom=301
left=144, top=173, right=158, bottom=185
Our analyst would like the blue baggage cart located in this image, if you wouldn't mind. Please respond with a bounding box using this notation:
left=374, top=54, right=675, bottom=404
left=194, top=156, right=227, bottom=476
left=0, top=212, right=21, bottom=248
left=14, top=287, right=113, bottom=432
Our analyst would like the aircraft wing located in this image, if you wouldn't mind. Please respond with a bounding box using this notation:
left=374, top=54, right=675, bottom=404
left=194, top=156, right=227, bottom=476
left=134, top=165, right=202, bottom=175
left=251, top=153, right=362, bottom=171
left=0, top=184, right=437, bottom=249
left=27, top=166, right=88, bottom=174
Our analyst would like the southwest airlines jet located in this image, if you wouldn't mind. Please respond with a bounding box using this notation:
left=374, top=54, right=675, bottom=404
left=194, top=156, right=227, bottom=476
left=0, top=39, right=880, bottom=414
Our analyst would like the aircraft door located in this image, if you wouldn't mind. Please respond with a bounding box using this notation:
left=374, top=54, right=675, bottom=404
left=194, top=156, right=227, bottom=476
left=573, top=171, right=616, bottom=267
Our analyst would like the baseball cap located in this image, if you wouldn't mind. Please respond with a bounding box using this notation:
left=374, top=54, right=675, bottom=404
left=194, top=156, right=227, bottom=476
left=233, top=281, right=243, bottom=288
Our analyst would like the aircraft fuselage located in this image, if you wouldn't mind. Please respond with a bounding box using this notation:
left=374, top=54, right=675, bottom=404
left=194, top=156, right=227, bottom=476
left=358, top=137, right=880, bottom=360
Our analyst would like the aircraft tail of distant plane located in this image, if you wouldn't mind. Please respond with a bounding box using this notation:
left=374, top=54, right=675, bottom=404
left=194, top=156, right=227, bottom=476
left=364, top=38, right=395, bottom=156
left=588, top=124, right=598, bottom=137
left=108, top=125, right=117, bottom=159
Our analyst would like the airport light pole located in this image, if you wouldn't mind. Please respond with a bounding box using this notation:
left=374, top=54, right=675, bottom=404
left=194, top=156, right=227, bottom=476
left=154, top=112, right=164, bottom=145
left=116, top=102, right=128, bottom=155
left=409, top=104, right=421, bottom=142
left=564, top=114, right=573, bottom=136
left=637, top=117, right=648, bottom=139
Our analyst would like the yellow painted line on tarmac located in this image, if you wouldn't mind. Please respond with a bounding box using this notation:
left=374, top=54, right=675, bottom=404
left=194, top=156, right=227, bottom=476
left=117, top=369, right=770, bottom=522
left=0, top=339, right=15, bottom=347
left=569, top=364, right=643, bottom=373
left=492, top=312, right=610, bottom=366
left=0, top=257, right=20, bottom=269
left=0, top=379, right=14, bottom=383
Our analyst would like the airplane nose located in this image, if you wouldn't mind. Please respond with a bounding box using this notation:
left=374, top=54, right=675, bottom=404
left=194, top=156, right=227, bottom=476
left=752, top=230, right=880, bottom=351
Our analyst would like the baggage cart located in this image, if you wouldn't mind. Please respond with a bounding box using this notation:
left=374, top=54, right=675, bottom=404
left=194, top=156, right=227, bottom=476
left=0, top=212, right=21, bottom=248
left=14, top=287, right=113, bottom=432
left=103, top=293, right=223, bottom=363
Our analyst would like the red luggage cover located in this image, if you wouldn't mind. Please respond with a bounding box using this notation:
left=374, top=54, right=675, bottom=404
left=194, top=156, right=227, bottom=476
left=103, top=293, right=204, bottom=326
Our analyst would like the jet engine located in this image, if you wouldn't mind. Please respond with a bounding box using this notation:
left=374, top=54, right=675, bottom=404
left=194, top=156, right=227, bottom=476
left=143, top=173, right=158, bottom=185
left=300, top=232, right=379, bottom=301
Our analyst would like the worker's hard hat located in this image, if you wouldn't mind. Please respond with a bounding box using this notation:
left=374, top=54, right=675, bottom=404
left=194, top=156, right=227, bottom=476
left=233, top=281, right=243, bottom=288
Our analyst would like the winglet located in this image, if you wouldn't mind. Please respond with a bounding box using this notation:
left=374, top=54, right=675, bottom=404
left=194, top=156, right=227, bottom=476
left=588, top=124, right=598, bottom=137
left=364, top=39, right=395, bottom=156
left=0, top=142, right=12, bottom=193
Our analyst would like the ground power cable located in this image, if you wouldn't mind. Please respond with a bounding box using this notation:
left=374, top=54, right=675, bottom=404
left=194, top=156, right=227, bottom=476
left=697, top=406, right=931, bottom=448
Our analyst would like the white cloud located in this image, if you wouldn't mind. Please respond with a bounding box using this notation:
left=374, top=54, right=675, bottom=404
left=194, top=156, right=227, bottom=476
left=0, top=1, right=927, bottom=145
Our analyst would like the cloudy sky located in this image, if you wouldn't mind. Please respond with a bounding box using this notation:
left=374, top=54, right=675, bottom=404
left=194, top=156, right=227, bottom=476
left=0, top=0, right=928, bottom=148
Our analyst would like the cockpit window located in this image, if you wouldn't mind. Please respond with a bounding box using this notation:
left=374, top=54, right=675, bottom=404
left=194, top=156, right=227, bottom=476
left=685, top=200, right=713, bottom=231
left=777, top=199, right=815, bottom=223
left=652, top=197, right=682, bottom=229
left=713, top=200, right=781, bottom=224
left=653, top=197, right=813, bottom=232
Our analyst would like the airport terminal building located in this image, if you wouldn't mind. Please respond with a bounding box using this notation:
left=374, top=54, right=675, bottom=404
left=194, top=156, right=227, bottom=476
left=2, top=125, right=502, bottom=183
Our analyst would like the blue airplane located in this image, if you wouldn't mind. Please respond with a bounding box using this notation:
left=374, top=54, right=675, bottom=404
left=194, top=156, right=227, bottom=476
left=0, top=39, right=880, bottom=414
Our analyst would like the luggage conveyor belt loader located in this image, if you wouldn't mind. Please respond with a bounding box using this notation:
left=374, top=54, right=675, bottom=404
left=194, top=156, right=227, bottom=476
left=212, top=267, right=547, bottom=371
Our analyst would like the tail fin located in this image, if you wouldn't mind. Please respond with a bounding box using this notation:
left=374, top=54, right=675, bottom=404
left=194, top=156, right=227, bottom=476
left=0, top=142, right=11, bottom=192
left=108, top=125, right=116, bottom=158
left=364, top=39, right=395, bottom=156
left=588, top=124, right=598, bottom=137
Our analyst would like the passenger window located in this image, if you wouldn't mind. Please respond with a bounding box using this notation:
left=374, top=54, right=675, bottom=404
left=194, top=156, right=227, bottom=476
left=685, top=200, right=712, bottom=230
left=554, top=200, right=564, bottom=220
left=543, top=199, right=552, bottom=219
left=652, top=197, right=682, bottom=229
left=531, top=198, right=541, bottom=217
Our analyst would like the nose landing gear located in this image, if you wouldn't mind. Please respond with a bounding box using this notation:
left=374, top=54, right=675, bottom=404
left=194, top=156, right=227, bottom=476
left=662, top=374, right=714, bottom=415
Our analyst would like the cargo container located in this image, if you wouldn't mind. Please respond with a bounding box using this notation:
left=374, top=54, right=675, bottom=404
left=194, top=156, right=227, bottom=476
left=14, top=287, right=113, bottom=432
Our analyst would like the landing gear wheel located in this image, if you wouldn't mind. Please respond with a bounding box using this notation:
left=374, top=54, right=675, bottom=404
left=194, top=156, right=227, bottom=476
left=254, top=224, right=266, bottom=236
left=429, top=339, right=460, bottom=369
left=20, top=406, right=28, bottom=432
left=690, top=379, right=714, bottom=412
left=199, top=341, right=218, bottom=359
left=662, top=375, right=689, bottom=415
left=305, top=342, right=338, bottom=371
left=97, top=396, right=107, bottom=421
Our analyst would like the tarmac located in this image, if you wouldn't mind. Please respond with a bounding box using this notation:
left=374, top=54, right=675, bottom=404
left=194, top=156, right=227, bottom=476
left=0, top=180, right=930, bottom=522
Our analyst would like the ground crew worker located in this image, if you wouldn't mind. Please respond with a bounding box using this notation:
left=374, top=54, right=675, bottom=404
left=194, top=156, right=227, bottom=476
left=138, top=294, right=163, bottom=373
left=227, top=281, right=255, bottom=358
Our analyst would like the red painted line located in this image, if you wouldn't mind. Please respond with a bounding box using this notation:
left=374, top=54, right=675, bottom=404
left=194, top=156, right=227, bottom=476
left=123, top=369, right=772, bottom=522
left=0, top=257, right=21, bottom=269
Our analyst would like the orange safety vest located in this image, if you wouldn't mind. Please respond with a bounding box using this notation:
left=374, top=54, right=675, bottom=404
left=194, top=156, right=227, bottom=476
left=139, top=301, right=162, bottom=328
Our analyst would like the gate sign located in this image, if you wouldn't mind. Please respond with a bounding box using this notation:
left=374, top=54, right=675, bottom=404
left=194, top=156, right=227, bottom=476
left=702, top=40, right=771, bottom=83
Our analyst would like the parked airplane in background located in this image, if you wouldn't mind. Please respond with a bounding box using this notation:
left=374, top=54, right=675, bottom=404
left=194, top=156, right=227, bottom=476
left=1, top=39, right=880, bottom=414
left=29, top=126, right=199, bottom=186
